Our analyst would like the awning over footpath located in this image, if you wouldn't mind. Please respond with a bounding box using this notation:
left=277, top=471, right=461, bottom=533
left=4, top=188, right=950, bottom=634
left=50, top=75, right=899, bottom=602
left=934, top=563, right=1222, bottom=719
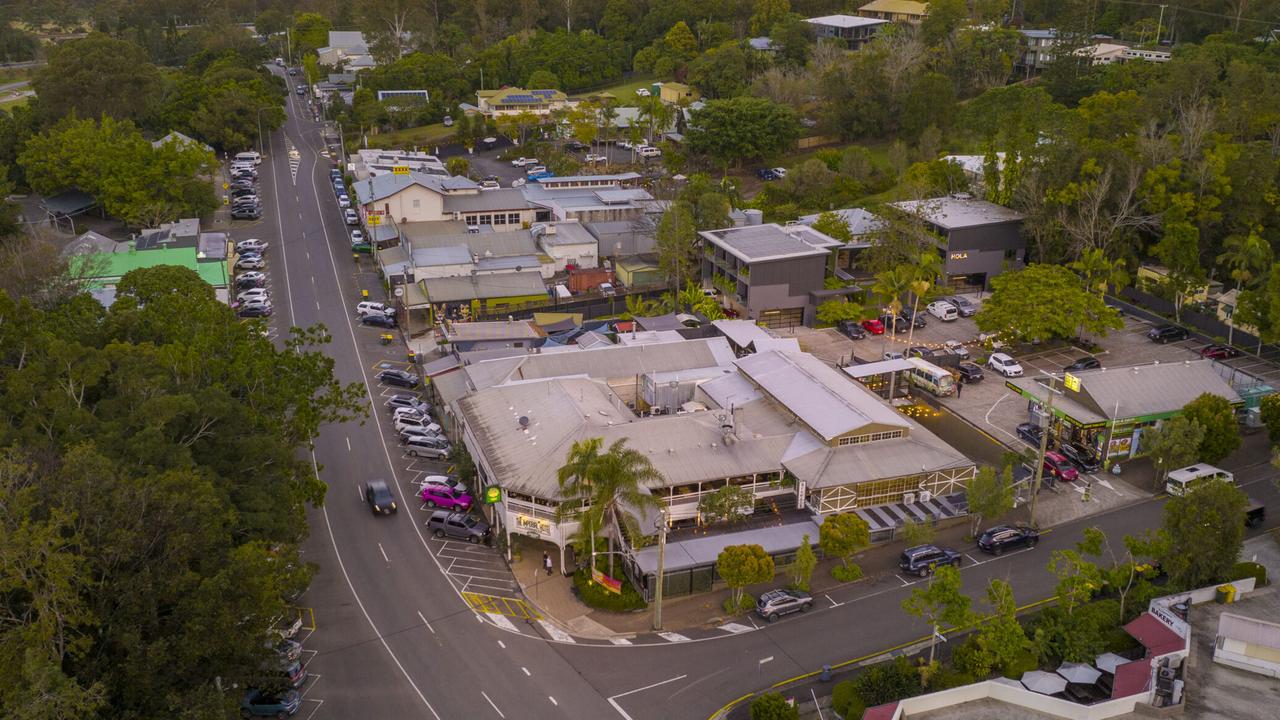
left=630, top=519, right=821, bottom=576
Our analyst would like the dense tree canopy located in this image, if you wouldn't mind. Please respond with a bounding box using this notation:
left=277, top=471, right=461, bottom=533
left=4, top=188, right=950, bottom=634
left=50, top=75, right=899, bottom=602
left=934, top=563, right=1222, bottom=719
left=0, top=267, right=364, bottom=718
left=33, top=33, right=163, bottom=124
left=686, top=96, right=799, bottom=170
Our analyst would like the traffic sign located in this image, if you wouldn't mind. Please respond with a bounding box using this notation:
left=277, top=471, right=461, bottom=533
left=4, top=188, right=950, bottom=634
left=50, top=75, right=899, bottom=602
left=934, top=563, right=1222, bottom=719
left=367, top=215, right=381, bottom=226
left=392, top=165, right=410, bottom=175
left=483, top=487, right=502, bottom=505
left=1064, top=373, right=1080, bottom=392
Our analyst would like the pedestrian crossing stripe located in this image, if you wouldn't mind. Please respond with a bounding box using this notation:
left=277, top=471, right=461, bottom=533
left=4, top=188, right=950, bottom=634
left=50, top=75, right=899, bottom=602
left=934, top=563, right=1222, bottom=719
left=657, top=631, right=690, bottom=643
left=462, top=592, right=541, bottom=620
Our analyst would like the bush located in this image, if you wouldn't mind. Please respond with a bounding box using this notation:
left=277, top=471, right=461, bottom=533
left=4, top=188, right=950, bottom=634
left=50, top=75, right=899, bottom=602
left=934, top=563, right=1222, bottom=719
left=851, top=656, right=919, bottom=707
left=831, top=564, right=864, bottom=582
left=723, top=592, right=756, bottom=615
left=843, top=695, right=866, bottom=720
left=952, top=636, right=995, bottom=678
left=928, top=666, right=975, bottom=691
left=1000, top=649, right=1039, bottom=679
left=831, top=680, right=860, bottom=719
left=750, top=692, right=798, bottom=720
left=1230, top=561, right=1267, bottom=587
left=572, top=567, right=646, bottom=612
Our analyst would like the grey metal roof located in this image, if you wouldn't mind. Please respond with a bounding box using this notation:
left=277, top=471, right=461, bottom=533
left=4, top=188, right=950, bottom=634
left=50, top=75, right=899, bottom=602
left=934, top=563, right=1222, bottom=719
left=845, top=358, right=915, bottom=378
left=442, top=189, right=531, bottom=213
left=1009, top=359, right=1243, bottom=422
left=889, top=196, right=1025, bottom=230
left=537, top=172, right=641, bottom=186
left=353, top=171, right=479, bottom=204
left=432, top=368, right=471, bottom=409
left=783, top=423, right=972, bottom=489
left=408, top=229, right=539, bottom=257
left=713, top=320, right=774, bottom=349
left=700, top=223, right=836, bottom=263
left=697, top=371, right=763, bottom=408
left=464, top=337, right=737, bottom=390
left=196, top=232, right=228, bottom=260
left=576, top=331, right=613, bottom=349
left=328, top=30, right=367, bottom=48
left=422, top=271, right=546, bottom=302
left=806, top=14, right=887, bottom=28
left=63, top=230, right=119, bottom=256
left=420, top=354, right=461, bottom=376
left=535, top=221, right=597, bottom=247
left=474, top=254, right=540, bottom=272
left=736, top=351, right=908, bottom=442
left=445, top=320, right=544, bottom=342
left=634, top=314, right=686, bottom=331
left=412, top=245, right=473, bottom=266
left=631, top=518, right=823, bottom=575
left=797, top=208, right=886, bottom=238
left=376, top=245, right=412, bottom=276
left=1021, top=29, right=1058, bottom=39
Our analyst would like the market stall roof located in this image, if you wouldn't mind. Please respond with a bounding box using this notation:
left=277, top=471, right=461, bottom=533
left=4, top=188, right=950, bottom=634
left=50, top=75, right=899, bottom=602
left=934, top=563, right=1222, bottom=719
left=844, top=358, right=914, bottom=378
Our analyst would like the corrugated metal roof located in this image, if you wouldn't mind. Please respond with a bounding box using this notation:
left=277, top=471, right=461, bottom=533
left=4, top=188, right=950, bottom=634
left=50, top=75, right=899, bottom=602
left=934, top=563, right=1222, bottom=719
left=422, top=271, right=546, bottom=302
left=1009, top=360, right=1243, bottom=421
left=889, top=196, right=1025, bottom=230
left=463, top=337, right=736, bottom=390
left=697, top=372, right=763, bottom=408
left=737, top=351, right=907, bottom=441
left=443, top=189, right=531, bottom=212
left=807, top=14, right=888, bottom=28
left=475, top=254, right=540, bottom=272
left=700, top=223, right=836, bottom=263
left=445, top=320, right=544, bottom=342
left=845, top=358, right=914, bottom=378
left=713, top=320, right=774, bottom=348
left=631, top=519, right=823, bottom=574
left=857, top=0, right=929, bottom=14
left=784, top=432, right=972, bottom=489
left=413, top=245, right=473, bottom=266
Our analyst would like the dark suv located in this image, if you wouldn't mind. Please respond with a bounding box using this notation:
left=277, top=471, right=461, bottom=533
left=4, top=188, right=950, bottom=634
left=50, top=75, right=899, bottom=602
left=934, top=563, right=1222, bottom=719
left=426, top=510, right=491, bottom=544
left=977, top=524, right=1040, bottom=555
left=1147, top=324, right=1189, bottom=343
left=837, top=320, right=866, bottom=340
left=898, top=544, right=962, bottom=577
left=755, top=589, right=813, bottom=622
left=1059, top=441, right=1102, bottom=473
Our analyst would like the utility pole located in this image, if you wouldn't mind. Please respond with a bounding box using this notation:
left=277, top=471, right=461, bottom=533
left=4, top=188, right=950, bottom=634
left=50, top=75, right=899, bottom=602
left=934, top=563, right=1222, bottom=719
left=1155, top=4, right=1168, bottom=46
left=652, top=509, right=668, bottom=631
left=1028, top=374, right=1058, bottom=528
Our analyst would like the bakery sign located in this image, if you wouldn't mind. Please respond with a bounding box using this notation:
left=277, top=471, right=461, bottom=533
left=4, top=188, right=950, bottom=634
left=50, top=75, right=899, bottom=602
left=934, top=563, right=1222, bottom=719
left=515, top=514, right=551, bottom=536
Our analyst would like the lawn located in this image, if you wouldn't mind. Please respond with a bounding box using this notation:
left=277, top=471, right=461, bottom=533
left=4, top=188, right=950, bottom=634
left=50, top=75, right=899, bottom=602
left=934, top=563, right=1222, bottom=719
left=572, top=75, right=657, bottom=102
left=0, top=93, right=30, bottom=110
left=364, top=123, right=456, bottom=150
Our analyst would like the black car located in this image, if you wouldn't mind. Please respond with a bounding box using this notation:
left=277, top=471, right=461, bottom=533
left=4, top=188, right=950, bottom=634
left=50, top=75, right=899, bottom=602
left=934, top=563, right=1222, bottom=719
left=956, top=361, right=984, bottom=384
left=899, top=308, right=927, bottom=328
left=361, top=313, right=397, bottom=328
left=377, top=369, right=420, bottom=388
left=1147, top=324, right=1189, bottom=343
left=755, top=589, right=813, bottom=622
left=236, top=277, right=266, bottom=290
left=906, top=346, right=935, bottom=360
left=837, top=320, right=866, bottom=340
left=364, top=479, right=397, bottom=515
left=238, top=305, right=272, bottom=318
left=898, top=544, right=962, bottom=577
left=879, top=314, right=908, bottom=334
left=1015, top=422, right=1045, bottom=448
left=977, top=524, right=1040, bottom=555
left=1059, top=441, right=1102, bottom=473
left=1064, top=356, right=1101, bottom=372
left=563, top=140, right=589, bottom=152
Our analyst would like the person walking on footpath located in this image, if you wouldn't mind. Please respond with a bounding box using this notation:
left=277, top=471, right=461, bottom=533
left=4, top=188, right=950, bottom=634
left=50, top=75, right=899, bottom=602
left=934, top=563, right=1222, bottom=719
left=956, top=380, right=962, bottom=398
left=543, top=551, right=553, bottom=576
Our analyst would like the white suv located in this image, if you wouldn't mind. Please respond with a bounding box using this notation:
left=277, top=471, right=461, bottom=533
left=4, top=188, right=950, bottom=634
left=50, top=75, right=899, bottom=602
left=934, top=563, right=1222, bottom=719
left=987, top=352, right=1024, bottom=377
left=344, top=208, right=359, bottom=225
left=355, top=301, right=392, bottom=317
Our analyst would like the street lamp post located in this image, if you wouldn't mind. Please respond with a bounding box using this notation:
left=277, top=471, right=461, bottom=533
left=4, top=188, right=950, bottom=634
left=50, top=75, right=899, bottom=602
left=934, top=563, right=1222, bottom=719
left=653, top=508, right=669, bottom=631
left=255, top=106, right=274, bottom=156
left=1028, top=374, right=1058, bottom=528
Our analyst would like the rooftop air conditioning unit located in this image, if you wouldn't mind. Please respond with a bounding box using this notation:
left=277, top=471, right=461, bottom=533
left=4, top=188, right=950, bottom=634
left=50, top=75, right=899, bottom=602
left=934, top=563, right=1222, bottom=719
left=903, top=492, right=916, bottom=504
left=918, top=491, right=932, bottom=503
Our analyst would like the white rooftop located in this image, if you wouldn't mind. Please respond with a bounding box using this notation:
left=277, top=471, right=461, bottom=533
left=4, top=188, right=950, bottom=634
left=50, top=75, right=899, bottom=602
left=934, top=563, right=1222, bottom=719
left=806, top=14, right=888, bottom=28
left=889, top=195, right=1025, bottom=230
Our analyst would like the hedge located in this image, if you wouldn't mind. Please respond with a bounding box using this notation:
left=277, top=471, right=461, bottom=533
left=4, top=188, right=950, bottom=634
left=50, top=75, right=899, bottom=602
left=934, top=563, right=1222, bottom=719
left=572, top=566, right=646, bottom=612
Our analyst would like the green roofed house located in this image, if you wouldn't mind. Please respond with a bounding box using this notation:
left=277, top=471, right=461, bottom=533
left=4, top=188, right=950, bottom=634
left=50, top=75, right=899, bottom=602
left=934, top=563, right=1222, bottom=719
left=475, top=88, right=570, bottom=117
left=65, top=220, right=230, bottom=307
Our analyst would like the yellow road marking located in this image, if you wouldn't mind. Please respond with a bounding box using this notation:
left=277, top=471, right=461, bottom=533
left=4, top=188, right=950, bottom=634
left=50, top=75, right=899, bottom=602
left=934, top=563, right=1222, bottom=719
left=462, top=592, right=542, bottom=620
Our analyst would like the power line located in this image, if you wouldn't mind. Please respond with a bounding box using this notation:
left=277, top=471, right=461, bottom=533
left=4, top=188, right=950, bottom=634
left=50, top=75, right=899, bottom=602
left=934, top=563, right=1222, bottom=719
left=1102, top=0, right=1280, bottom=33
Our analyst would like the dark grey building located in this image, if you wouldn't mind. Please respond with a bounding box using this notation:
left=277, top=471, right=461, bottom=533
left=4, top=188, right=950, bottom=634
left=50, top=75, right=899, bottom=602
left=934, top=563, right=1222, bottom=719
left=804, top=15, right=889, bottom=50
left=699, top=223, right=842, bottom=329
left=888, top=195, right=1026, bottom=291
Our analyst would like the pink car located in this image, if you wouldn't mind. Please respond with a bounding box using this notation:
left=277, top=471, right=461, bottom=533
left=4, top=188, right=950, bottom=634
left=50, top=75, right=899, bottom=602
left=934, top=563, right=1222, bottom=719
left=419, top=483, right=473, bottom=511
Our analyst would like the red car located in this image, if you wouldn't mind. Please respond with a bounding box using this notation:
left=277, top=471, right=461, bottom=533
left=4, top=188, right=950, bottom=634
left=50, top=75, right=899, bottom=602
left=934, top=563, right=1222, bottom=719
left=1200, top=344, right=1241, bottom=360
left=861, top=318, right=885, bottom=335
left=1043, top=451, right=1080, bottom=482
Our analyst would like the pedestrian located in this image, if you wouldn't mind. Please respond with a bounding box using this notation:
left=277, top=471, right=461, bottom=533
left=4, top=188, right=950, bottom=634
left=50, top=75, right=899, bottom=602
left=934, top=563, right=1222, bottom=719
left=543, top=551, right=553, bottom=576
left=955, top=380, right=963, bottom=398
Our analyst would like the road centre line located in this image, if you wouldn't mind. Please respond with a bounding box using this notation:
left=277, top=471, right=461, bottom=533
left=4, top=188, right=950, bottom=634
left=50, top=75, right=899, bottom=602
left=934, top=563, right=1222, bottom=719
left=416, top=611, right=434, bottom=634
left=378, top=543, right=389, bottom=563
left=548, top=697, right=557, bottom=706
left=522, top=667, right=531, bottom=676
left=497, top=640, right=505, bottom=649
left=481, top=691, right=505, bottom=718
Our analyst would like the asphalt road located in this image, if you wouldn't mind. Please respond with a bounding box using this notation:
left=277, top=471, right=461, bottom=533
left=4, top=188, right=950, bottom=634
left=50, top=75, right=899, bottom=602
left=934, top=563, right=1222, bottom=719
left=241, top=73, right=1280, bottom=720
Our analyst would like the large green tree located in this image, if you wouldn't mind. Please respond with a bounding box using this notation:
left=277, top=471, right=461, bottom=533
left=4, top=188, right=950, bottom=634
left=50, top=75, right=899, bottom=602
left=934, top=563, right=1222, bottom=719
left=819, top=513, right=870, bottom=581
left=717, top=544, right=775, bottom=613
left=1180, top=393, right=1241, bottom=464
left=975, top=264, right=1123, bottom=344
left=1160, top=481, right=1249, bottom=588
left=33, top=33, right=163, bottom=124
left=1142, top=416, right=1205, bottom=488
left=686, top=97, right=800, bottom=171
left=902, top=564, right=973, bottom=664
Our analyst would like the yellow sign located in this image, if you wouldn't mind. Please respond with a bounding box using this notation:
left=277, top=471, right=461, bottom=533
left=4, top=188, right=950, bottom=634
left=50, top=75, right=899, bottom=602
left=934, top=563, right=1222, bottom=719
left=950, top=251, right=969, bottom=260
left=515, top=515, right=550, bottom=536
left=1064, top=373, right=1080, bottom=392
left=367, top=214, right=381, bottom=226
left=392, top=165, right=410, bottom=175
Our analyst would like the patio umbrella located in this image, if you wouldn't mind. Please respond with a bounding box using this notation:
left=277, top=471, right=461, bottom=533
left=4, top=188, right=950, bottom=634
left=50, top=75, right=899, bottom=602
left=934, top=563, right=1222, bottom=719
left=1057, top=662, right=1102, bottom=685
left=1095, top=653, right=1128, bottom=674
left=1021, top=670, right=1069, bottom=695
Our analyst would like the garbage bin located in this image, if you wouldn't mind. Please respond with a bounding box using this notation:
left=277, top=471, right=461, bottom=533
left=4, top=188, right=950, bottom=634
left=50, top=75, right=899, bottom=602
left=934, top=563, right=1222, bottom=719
left=1215, top=584, right=1237, bottom=604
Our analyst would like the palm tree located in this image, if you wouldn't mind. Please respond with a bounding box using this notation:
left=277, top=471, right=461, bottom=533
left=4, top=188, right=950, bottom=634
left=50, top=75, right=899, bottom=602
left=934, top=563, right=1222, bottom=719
left=906, top=251, right=943, bottom=345
left=872, top=267, right=912, bottom=359
left=1216, top=230, right=1272, bottom=344
left=555, top=439, right=664, bottom=576
left=639, top=97, right=673, bottom=147
left=1069, top=247, right=1131, bottom=298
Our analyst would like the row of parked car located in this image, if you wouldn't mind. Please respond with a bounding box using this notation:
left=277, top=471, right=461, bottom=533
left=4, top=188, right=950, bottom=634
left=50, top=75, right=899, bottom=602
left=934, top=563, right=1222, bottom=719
left=1014, top=423, right=1103, bottom=482
left=230, top=157, right=263, bottom=220
left=240, top=611, right=309, bottom=717
left=234, top=239, right=273, bottom=317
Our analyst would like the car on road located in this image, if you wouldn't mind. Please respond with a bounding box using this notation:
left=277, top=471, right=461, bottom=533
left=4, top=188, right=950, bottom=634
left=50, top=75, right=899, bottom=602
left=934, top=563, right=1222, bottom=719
left=364, top=479, right=397, bottom=515
left=392, top=406, right=431, bottom=423
left=987, top=352, right=1023, bottom=377
left=426, top=510, right=491, bottom=544
left=898, top=544, right=962, bottom=577
left=361, top=313, right=396, bottom=328
left=238, top=304, right=273, bottom=318
left=237, top=239, right=269, bottom=254
left=1147, top=324, right=1189, bottom=343
left=420, top=483, right=472, bottom=511
left=344, top=208, right=359, bottom=225
left=1042, top=450, right=1080, bottom=482
left=926, top=300, right=959, bottom=321
left=755, top=588, right=812, bottom=622
left=956, top=361, right=984, bottom=383
left=943, top=340, right=969, bottom=359
left=635, top=87, right=650, bottom=97
left=405, top=436, right=450, bottom=459
left=278, top=659, right=308, bottom=689
left=295, top=86, right=305, bottom=96
left=1015, top=422, right=1045, bottom=448
left=637, top=146, right=662, bottom=158
left=1063, top=356, right=1101, bottom=372
left=354, top=301, right=393, bottom=317
left=769, top=167, right=787, bottom=178
left=525, top=164, right=548, bottom=176
left=287, top=67, right=298, bottom=76
left=386, top=394, right=430, bottom=413
left=236, top=256, right=266, bottom=270
left=946, top=296, right=977, bottom=317
left=394, top=416, right=440, bottom=435
left=837, top=320, right=866, bottom=340
left=329, top=168, right=342, bottom=181
left=861, top=318, right=885, bottom=335
left=241, top=688, right=301, bottom=718
left=236, top=276, right=266, bottom=290
left=1200, top=344, right=1241, bottom=360
left=351, top=239, right=373, bottom=253
left=528, top=170, right=555, bottom=181
left=882, top=350, right=905, bottom=361
left=337, top=193, right=350, bottom=208
left=399, top=426, right=443, bottom=443
left=564, top=140, right=590, bottom=152
left=977, top=524, right=1040, bottom=555
left=274, top=638, right=303, bottom=663
left=377, top=369, right=419, bottom=388
left=1059, top=441, right=1102, bottom=473
left=479, top=180, right=500, bottom=190
left=879, top=314, right=907, bottom=334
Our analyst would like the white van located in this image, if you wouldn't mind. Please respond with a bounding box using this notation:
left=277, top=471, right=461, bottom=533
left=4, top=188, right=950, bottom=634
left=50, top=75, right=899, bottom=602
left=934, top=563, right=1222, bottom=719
left=234, top=151, right=262, bottom=166
left=638, top=146, right=662, bottom=158
left=927, top=300, right=959, bottom=321
left=1165, top=464, right=1234, bottom=496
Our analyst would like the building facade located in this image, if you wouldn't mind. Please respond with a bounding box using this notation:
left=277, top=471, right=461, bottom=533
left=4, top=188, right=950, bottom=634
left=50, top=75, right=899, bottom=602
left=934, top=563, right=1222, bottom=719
left=805, top=14, right=889, bottom=49
left=700, top=222, right=842, bottom=328
left=888, top=195, right=1026, bottom=291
